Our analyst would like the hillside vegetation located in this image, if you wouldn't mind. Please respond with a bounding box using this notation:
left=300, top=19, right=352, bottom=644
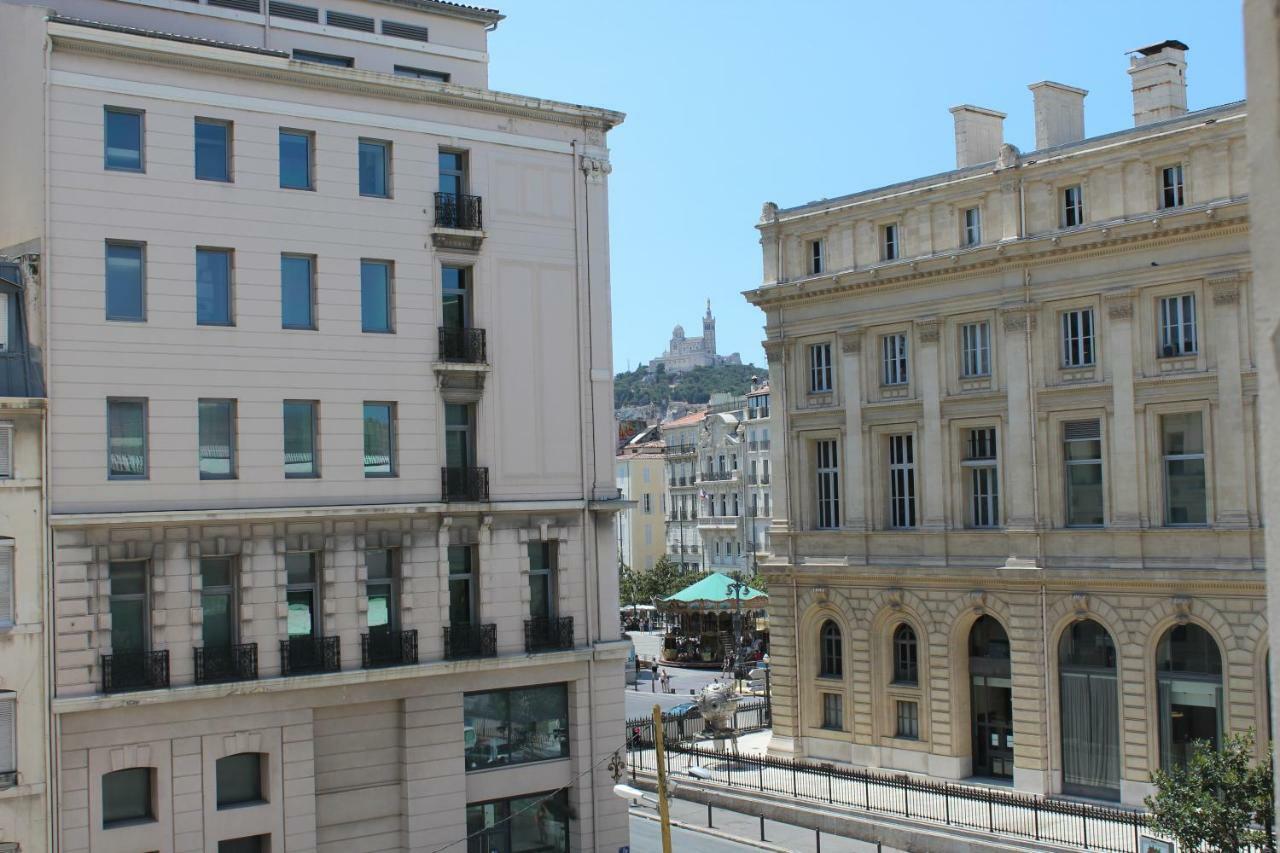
left=614, top=361, right=767, bottom=408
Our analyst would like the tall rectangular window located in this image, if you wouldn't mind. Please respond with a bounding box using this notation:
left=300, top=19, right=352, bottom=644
left=822, top=693, right=843, bottom=730
left=881, top=223, right=899, bottom=261
left=1064, top=419, right=1104, bottom=527
left=1061, top=308, right=1095, bottom=367
left=1163, top=412, right=1207, bottom=525
left=463, top=685, right=569, bottom=771
left=528, top=542, right=557, bottom=621
left=358, top=139, right=390, bottom=198
left=448, top=545, right=475, bottom=626
left=896, top=700, right=919, bottom=739
left=1159, top=293, right=1197, bottom=357
left=1062, top=184, right=1083, bottom=227
left=281, top=254, right=315, bottom=329
left=106, top=242, right=145, bottom=322
left=366, top=549, right=397, bottom=634
left=809, top=343, right=832, bottom=393
left=882, top=333, right=908, bottom=386
left=1160, top=163, right=1185, bottom=209
left=198, top=399, right=236, bottom=479
left=109, top=561, right=148, bottom=652
left=201, top=557, right=236, bottom=650
left=809, top=239, right=824, bottom=275
left=362, top=402, right=396, bottom=477
left=961, top=321, right=990, bottom=377
left=0, top=541, right=13, bottom=629
left=104, top=107, right=144, bottom=172
left=439, top=150, right=467, bottom=196
left=194, top=118, right=232, bottom=182
left=0, top=691, right=14, bottom=780
left=442, top=266, right=470, bottom=330
left=286, top=552, right=318, bottom=638
left=888, top=434, right=916, bottom=529
left=963, top=206, right=981, bottom=246
left=963, top=428, right=998, bottom=528
left=445, top=403, right=473, bottom=469
left=279, top=129, right=314, bottom=190
left=196, top=248, right=233, bottom=326
left=283, top=400, right=318, bottom=478
left=816, top=439, right=840, bottom=530
left=360, top=260, right=393, bottom=333
left=107, top=398, right=148, bottom=479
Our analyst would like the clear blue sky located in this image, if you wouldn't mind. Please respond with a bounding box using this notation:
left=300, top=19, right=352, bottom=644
left=487, top=1, right=1246, bottom=371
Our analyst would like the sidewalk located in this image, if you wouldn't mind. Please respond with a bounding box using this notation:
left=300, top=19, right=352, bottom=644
left=630, top=796, right=890, bottom=852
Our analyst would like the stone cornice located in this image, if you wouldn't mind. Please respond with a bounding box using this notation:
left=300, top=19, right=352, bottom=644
left=772, top=571, right=1266, bottom=598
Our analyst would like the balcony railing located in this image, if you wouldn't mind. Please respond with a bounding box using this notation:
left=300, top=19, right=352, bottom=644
left=664, top=443, right=696, bottom=456
left=102, top=649, right=170, bottom=693
left=524, top=616, right=575, bottom=653
left=679, top=475, right=689, bottom=486
left=434, top=191, right=483, bottom=230
left=444, top=623, right=497, bottom=660
left=748, top=441, right=759, bottom=451
left=442, top=466, right=489, bottom=501
left=194, top=643, right=258, bottom=685
left=668, top=477, right=677, bottom=487
left=361, top=628, right=419, bottom=668
left=748, top=474, right=758, bottom=485
left=701, top=470, right=733, bottom=482
left=280, top=636, right=341, bottom=676
left=438, top=327, right=487, bottom=364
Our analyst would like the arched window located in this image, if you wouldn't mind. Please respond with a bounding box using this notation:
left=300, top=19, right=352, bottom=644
left=1058, top=620, right=1119, bottom=799
left=969, top=615, right=1012, bottom=779
left=892, top=624, right=918, bottom=684
left=819, top=620, right=842, bottom=678
left=1157, top=623, right=1223, bottom=770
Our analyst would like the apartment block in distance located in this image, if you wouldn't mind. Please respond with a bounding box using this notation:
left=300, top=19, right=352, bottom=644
left=0, top=0, right=627, bottom=850
left=749, top=42, right=1264, bottom=806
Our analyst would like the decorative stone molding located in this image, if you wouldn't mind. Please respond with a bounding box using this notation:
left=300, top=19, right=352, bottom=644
left=1172, top=595, right=1192, bottom=625
left=917, top=319, right=941, bottom=344
left=762, top=340, right=784, bottom=366
left=760, top=201, right=779, bottom=224
left=1071, top=592, right=1089, bottom=619
left=581, top=156, right=612, bottom=184
left=813, top=586, right=829, bottom=603
left=995, top=144, right=1021, bottom=170
left=1000, top=307, right=1037, bottom=333
left=887, top=588, right=904, bottom=611
left=838, top=329, right=862, bottom=354
left=967, top=589, right=987, bottom=615
left=1103, top=290, right=1135, bottom=320
left=1209, top=273, right=1241, bottom=305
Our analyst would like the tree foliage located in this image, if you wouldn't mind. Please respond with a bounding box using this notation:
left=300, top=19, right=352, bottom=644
left=614, top=362, right=767, bottom=408
left=1144, top=731, right=1275, bottom=853
left=618, top=557, right=707, bottom=606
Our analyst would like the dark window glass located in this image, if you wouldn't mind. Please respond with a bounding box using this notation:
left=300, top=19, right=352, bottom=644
left=108, top=399, right=147, bottom=479
left=822, top=693, right=842, bottom=730
left=361, top=260, right=392, bottom=332
left=109, top=561, right=147, bottom=652
left=216, top=753, right=263, bottom=808
left=366, top=549, right=395, bottom=631
left=463, top=685, right=569, bottom=771
left=358, top=140, right=389, bottom=197
left=394, top=65, right=449, bottom=82
left=197, top=248, right=233, bottom=326
left=445, top=403, right=473, bottom=469
left=218, top=836, right=267, bottom=853
left=102, top=767, right=153, bottom=827
left=441, top=266, right=469, bottom=330
left=201, top=557, right=235, bottom=649
left=893, top=624, right=918, bottom=684
left=439, top=150, right=465, bottom=197
left=104, top=108, right=143, bottom=171
left=195, top=119, right=231, bottom=181
left=198, top=399, right=236, bottom=479
left=106, top=243, right=145, bottom=321
left=466, top=790, right=569, bottom=853
left=448, top=545, right=475, bottom=625
left=896, top=700, right=919, bottom=739
left=1163, top=412, right=1207, bottom=525
left=281, top=255, right=314, bottom=329
left=285, top=552, right=317, bottom=637
left=283, top=400, right=318, bottom=477
left=528, top=542, right=555, bottom=621
left=819, top=620, right=842, bottom=678
left=363, top=402, right=395, bottom=476
left=279, top=130, right=313, bottom=189
left=292, top=49, right=353, bottom=67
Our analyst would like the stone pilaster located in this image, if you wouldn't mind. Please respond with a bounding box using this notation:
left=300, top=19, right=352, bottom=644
left=917, top=319, right=946, bottom=530
left=1210, top=272, right=1250, bottom=526
left=1104, top=291, right=1142, bottom=528
left=1000, top=306, right=1038, bottom=538
left=763, top=340, right=790, bottom=536
left=838, top=329, right=866, bottom=530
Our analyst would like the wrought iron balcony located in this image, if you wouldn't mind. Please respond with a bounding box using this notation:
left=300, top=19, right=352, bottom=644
left=194, top=643, right=258, bottom=685
left=444, top=623, right=496, bottom=660
left=664, top=443, right=696, bottom=457
left=433, top=192, right=483, bottom=230
left=524, top=616, right=574, bottom=653
left=438, top=327, right=487, bottom=364
left=442, top=466, right=489, bottom=502
left=362, top=628, right=419, bottom=668
left=701, top=470, right=733, bottom=482
left=101, top=649, right=169, bottom=693
left=280, top=635, right=341, bottom=676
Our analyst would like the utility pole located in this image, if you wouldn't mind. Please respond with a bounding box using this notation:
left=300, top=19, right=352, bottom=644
left=652, top=703, right=674, bottom=853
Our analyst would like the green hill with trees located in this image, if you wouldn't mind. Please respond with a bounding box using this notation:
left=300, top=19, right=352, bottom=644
left=614, top=361, right=767, bottom=408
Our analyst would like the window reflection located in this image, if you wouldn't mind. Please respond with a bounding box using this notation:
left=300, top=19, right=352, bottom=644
left=464, top=684, right=569, bottom=771
left=466, top=789, right=569, bottom=853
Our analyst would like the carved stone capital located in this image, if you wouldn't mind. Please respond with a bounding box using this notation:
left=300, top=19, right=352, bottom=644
left=838, top=329, right=862, bottom=354
left=887, top=587, right=904, bottom=611
left=1104, top=290, right=1135, bottom=320
left=580, top=156, right=612, bottom=184
left=967, top=589, right=987, bottom=615
left=917, top=318, right=941, bottom=344
left=1000, top=306, right=1037, bottom=333
left=1208, top=272, right=1242, bottom=305
left=762, top=340, right=785, bottom=366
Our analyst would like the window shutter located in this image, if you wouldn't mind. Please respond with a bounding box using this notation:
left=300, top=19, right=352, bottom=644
left=0, top=424, right=13, bottom=479
left=0, top=696, right=15, bottom=774
left=1064, top=420, right=1101, bottom=441
left=0, top=542, right=13, bottom=628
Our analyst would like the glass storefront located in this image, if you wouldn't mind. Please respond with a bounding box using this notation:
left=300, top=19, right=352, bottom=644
left=464, top=684, right=569, bottom=771
left=1059, top=620, right=1120, bottom=799
left=466, top=789, right=569, bottom=853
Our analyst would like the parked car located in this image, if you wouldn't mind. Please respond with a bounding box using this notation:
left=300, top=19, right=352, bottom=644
left=667, top=702, right=700, bottom=720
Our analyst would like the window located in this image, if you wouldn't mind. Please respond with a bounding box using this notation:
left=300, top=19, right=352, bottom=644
left=1064, top=419, right=1104, bottom=527
left=441, top=266, right=470, bottom=330
left=881, top=223, right=899, bottom=260
left=466, top=790, right=569, bottom=852
left=1061, top=308, right=1095, bottom=367
left=1062, top=184, right=1083, bottom=228
left=365, top=550, right=398, bottom=636
left=0, top=424, right=11, bottom=481
left=821, top=693, right=843, bottom=730
left=1059, top=620, right=1120, bottom=799
left=279, top=129, right=314, bottom=189
left=198, top=399, right=236, bottom=479
left=642, top=494, right=651, bottom=513
left=201, top=557, right=236, bottom=650
left=816, top=439, right=840, bottom=529
left=285, top=552, right=318, bottom=638
left=444, top=403, right=474, bottom=469
left=196, top=248, right=233, bottom=326
left=102, top=767, right=153, bottom=827
left=358, top=139, right=390, bottom=198
left=881, top=333, right=908, bottom=386
left=0, top=692, right=13, bottom=781
left=291, top=49, right=353, bottom=67
left=818, top=620, right=842, bottom=678
left=107, top=398, right=148, bottom=479
left=194, top=118, right=232, bottom=182
left=893, top=624, right=918, bottom=684
left=1159, top=293, right=1197, bottom=357
left=215, top=753, right=264, bottom=808
left=394, top=65, right=449, bottom=82
left=528, top=542, right=557, bottom=622
left=961, top=321, right=990, bottom=377
left=888, top=434, right=916, bottom=529
left=283, top=400, right=318, bottom=478
left=439, top=150, right=467, bottom=197
left=963, top=428, right=998, bottom=528
left=383, top=19, right=430, bottom=41
left=1160, top=163, right=1185, bottom=209
left=219, top=836, right=269, bottom=853
left=109, top=561, right=148, bottom=653
left=360, top=259, right=393, bottom=333
left=362, top=402, right=396, bottom=477
left=895, top=700, right=919, bottom=739
left=281, top=254, right=315, bottom=330
left=0, top=541, right=13, bottom=629
left=463, top=684, right=569, bottom=770
left=104, top=107, right=144, bottom=172
left=963, top=206, right=981, bottom=246
left=1157, top=624, right=1222, bottom=770
left=809, top=343, right=832, bottom=393
left=1162, top=412, right=1206, bottom=525
left=809, top=238, right=824, bottom=275
left=447, top=545, right=475, bottom=625
left=106, top=242, right=145, bottom=322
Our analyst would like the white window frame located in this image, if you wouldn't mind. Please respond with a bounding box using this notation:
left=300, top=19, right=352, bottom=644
left=962, top=206, right=981, bottom=247
left=881, top=333, right=908, bottom=386
left=1060, top=308, right=1095, bottom=368
left=809, top=343, right=833, bottom=393
left=881, top=223, right=899, bottom=261
left=1158, top=293, right=1197, bottom=357
left=1162, top=411, right=1207, bottom=527
left=962, top=428, right=999, bottom=529
left=888, top=434, right=916, bottom=529
left=1062, top=184, right=1084, bottom=228
left=809, top=238, right=824, bottom=275
left=816, top=439, right=840, bottom=530
left=1159, top=163, right=1185, bottom=209
left=960, top=322, right=990, bottom=378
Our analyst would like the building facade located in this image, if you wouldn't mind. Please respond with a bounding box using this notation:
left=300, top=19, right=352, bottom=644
left=749, top=43, right=1265, bottom=806
left=615, top=441, right=667, bottom=573
left=648, top=301, right=742, bottom=374
left=0, top=2, right=628, bottom=851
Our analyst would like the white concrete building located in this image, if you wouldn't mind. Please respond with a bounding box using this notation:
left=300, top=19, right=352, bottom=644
left=0, top=1, right=628, bottom=850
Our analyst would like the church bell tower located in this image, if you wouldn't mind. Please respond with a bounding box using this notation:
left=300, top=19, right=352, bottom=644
left=702, top=299, right=716, bottom=357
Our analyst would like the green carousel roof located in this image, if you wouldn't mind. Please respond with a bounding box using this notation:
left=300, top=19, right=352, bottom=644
left=659, top=572, right=768, bottom=611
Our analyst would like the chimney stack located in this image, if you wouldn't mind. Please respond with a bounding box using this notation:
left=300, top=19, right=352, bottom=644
left=1028, top=81, right=1087, bottom=149
left=1128, top=40, right=1189, bottom=126
left=949, top=105, right=1006, bottom=168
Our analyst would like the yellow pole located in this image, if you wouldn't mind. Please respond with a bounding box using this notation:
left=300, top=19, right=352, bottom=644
left=652, top=703, right=674, bottom=853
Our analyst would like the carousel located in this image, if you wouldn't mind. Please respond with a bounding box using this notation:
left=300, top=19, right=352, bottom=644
left=656, top=572, right=768, bottom=669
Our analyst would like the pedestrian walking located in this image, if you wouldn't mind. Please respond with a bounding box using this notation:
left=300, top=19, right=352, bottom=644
left=650, top=661, right=658, bottom=693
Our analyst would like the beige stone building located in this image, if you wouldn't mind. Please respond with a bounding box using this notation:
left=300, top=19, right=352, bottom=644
left=748, top=42, right=1265, bottom=806
left=0, top=0, right=628, bottom=850
left=615, top=441, right=667, bottom=573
